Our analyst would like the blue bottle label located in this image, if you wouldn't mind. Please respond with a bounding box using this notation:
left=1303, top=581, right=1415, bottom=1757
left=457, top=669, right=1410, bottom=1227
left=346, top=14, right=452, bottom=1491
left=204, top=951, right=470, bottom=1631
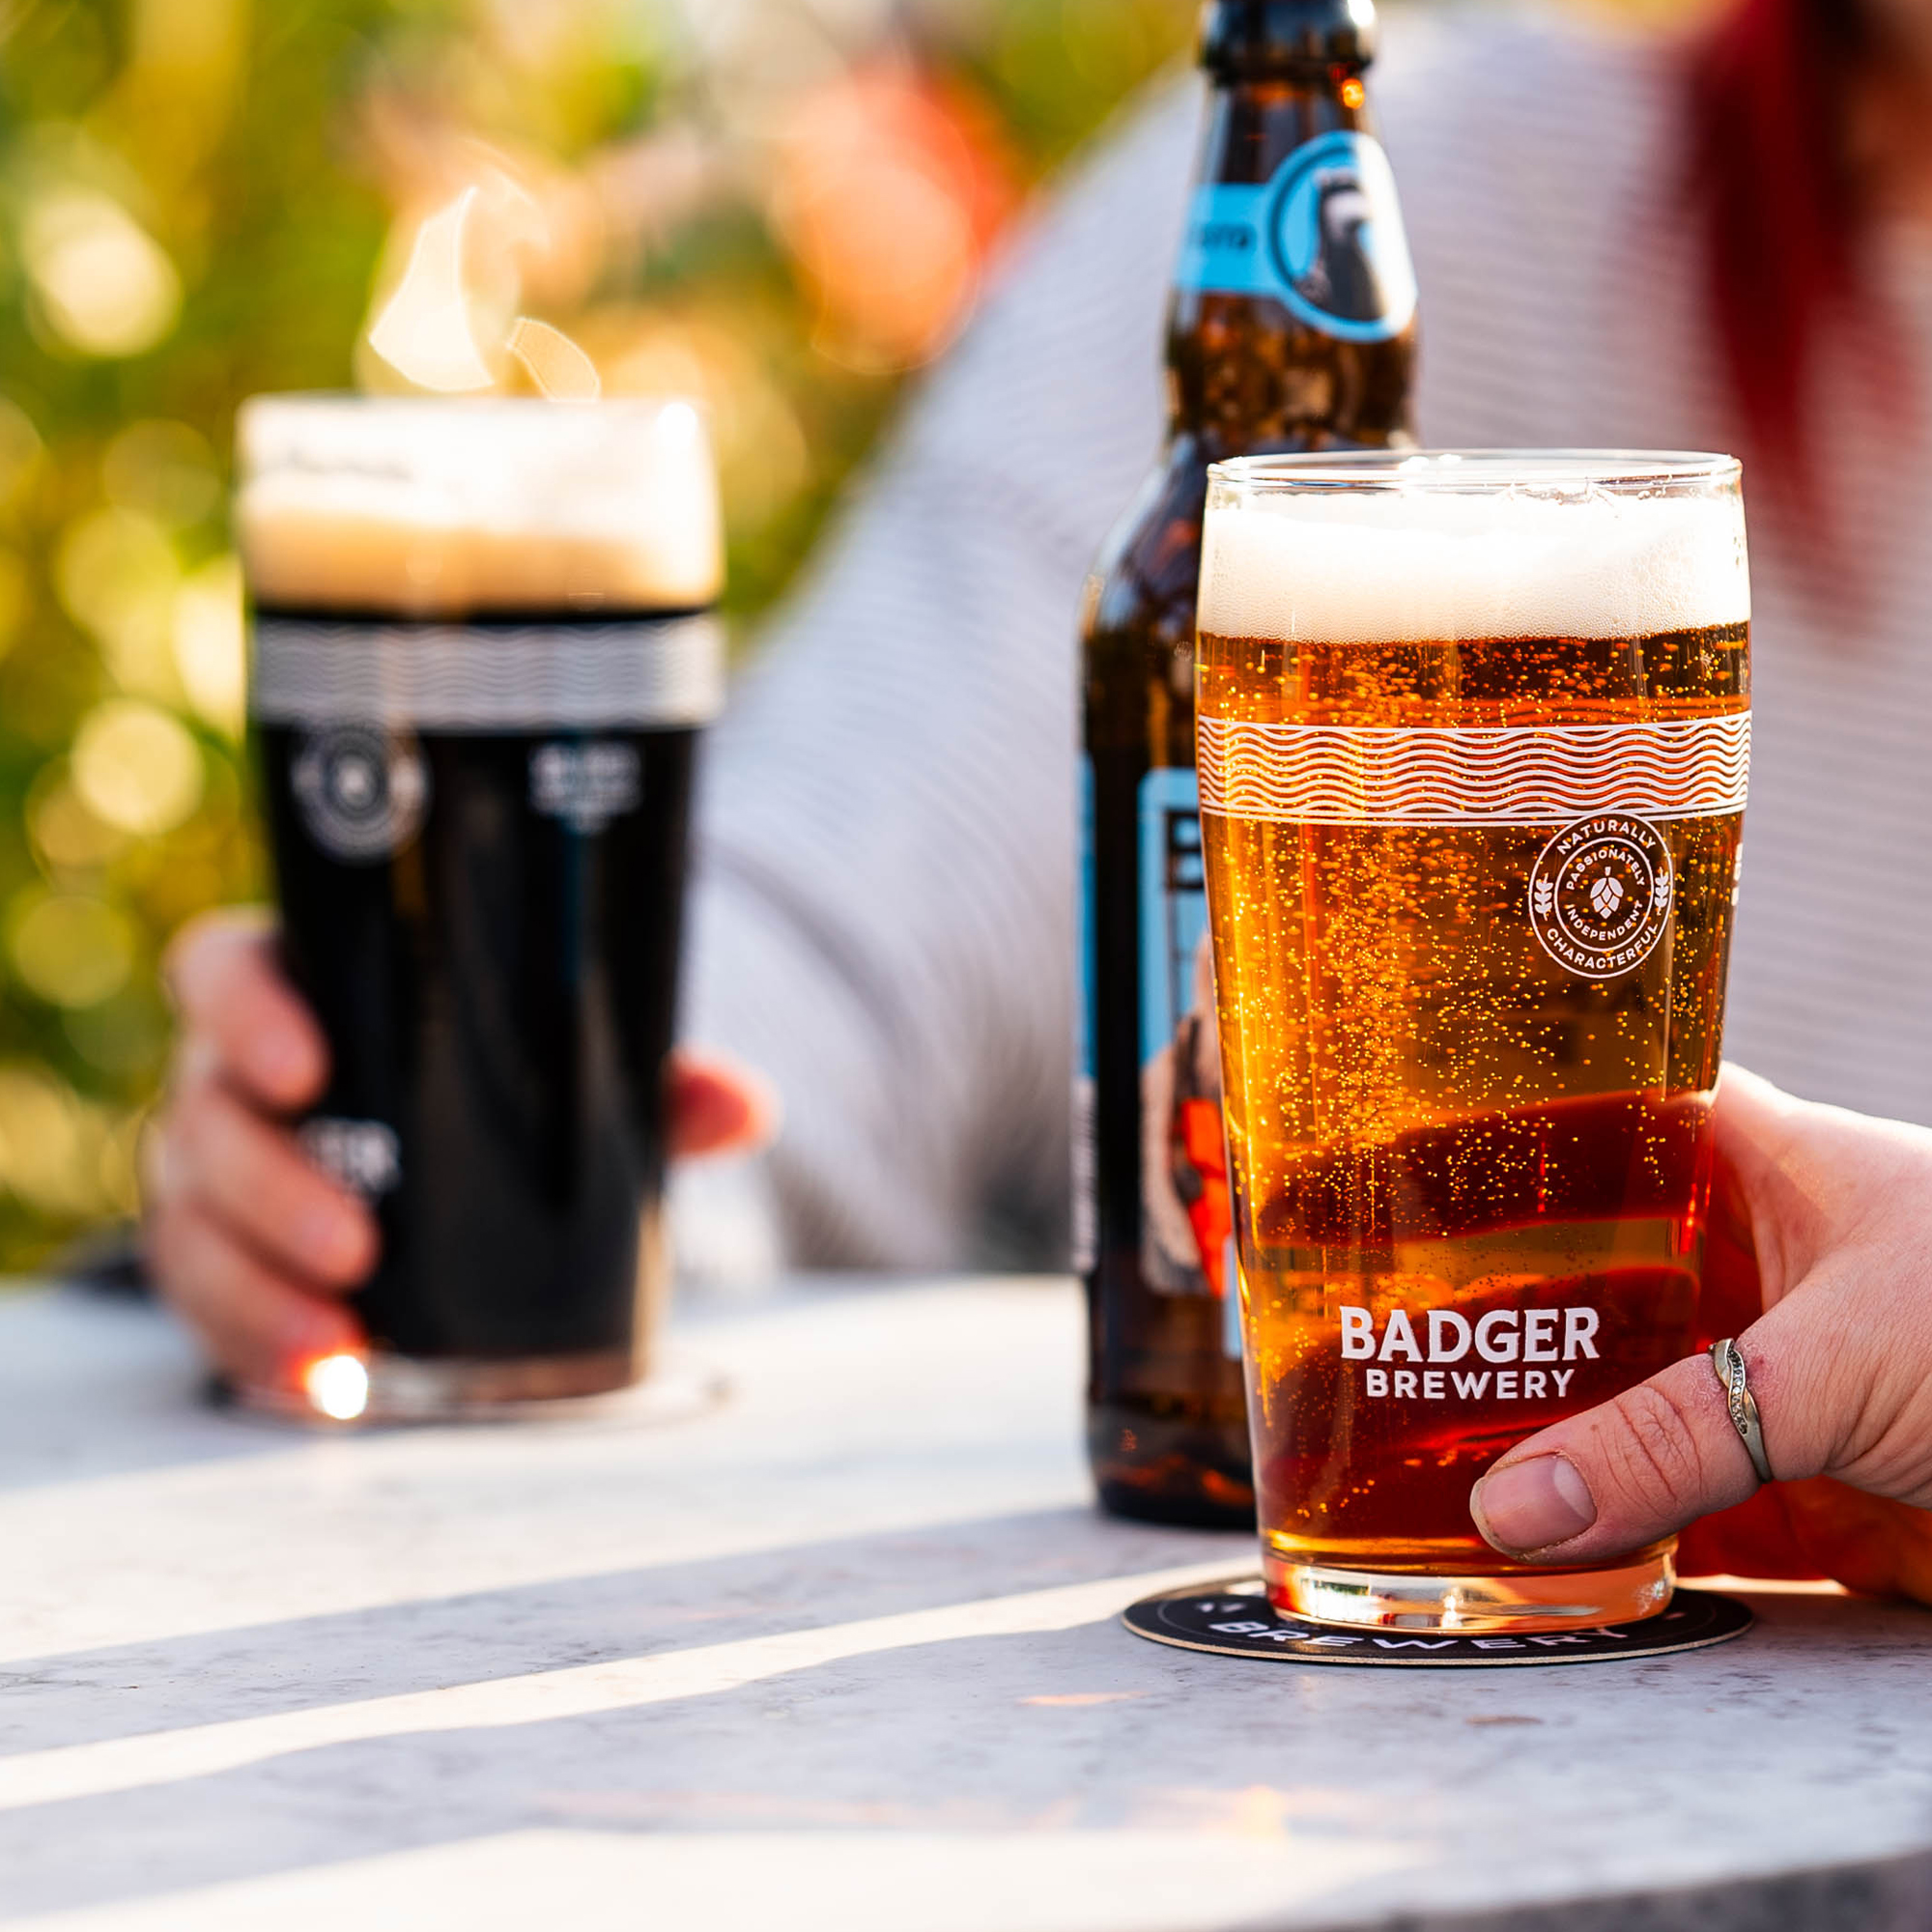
left=1175, top=129, right=1417, bottom=344
left=1077, top=761, right=1240, bottom=1348
left=1137, top=769, right=1208, bottom=1067
left=1136, top=768, right=1233, bottom=1308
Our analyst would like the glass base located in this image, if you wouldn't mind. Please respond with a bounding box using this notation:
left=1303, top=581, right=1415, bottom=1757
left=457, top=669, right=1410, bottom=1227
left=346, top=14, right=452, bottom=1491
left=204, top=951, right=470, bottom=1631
left=235, top=1348, right=723, bottom=1427
left=1265, top=1548, right=1675, bottom=1634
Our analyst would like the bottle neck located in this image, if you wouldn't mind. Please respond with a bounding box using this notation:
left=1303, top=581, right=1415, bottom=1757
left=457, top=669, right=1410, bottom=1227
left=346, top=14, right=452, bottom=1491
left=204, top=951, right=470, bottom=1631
left=1164, top=71, right=1416, bottom=453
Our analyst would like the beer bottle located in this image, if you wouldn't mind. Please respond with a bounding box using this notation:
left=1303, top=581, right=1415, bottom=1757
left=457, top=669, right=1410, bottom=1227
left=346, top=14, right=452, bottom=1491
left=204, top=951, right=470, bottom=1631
left=1076, top=0, right=1418, bottom=1525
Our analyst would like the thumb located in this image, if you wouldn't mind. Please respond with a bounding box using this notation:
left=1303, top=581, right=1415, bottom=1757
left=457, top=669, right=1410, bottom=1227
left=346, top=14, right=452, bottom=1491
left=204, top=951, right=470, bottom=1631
left=1470, top=1070, right=1932, bottom=1562
left=668, top=1049, right=779, bottom=1160
left=1468, top=1343, right=1773, bottom=1562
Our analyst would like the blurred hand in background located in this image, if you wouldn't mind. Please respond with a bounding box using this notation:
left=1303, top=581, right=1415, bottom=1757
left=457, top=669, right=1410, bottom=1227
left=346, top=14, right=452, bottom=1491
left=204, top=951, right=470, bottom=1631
left=144, top=907, right=773, bottom=1390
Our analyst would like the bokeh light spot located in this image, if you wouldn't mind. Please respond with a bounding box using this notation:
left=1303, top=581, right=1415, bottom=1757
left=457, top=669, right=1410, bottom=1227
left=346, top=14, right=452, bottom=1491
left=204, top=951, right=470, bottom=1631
left=56, top=508, right=183, bottom=698
left=172, top=556, right=247, bottom=738
left=10, top=893, right=136, bottom=1009
left=72, top=700, right=203, bottom=837
left=23, top=190, right=182, bottom=359
left=771, top=64, right=1019, bottom=373
left=29, top=766, right=128, bottom=874
left=0, top=1065, right=123, bottom=1220
left=305, top=1353, right=371, bottom=1422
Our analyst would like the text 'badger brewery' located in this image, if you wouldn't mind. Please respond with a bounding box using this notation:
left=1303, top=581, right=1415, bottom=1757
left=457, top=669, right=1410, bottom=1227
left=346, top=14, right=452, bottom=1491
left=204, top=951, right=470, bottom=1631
left=1196, top=450, right=1749, bottom=1630
left=239, top=396, right=724, bottom=1416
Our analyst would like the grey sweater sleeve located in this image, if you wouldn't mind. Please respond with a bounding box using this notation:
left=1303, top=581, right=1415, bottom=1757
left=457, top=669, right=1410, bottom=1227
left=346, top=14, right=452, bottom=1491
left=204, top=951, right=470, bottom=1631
left=675, top=81, right=1201, bottom=1275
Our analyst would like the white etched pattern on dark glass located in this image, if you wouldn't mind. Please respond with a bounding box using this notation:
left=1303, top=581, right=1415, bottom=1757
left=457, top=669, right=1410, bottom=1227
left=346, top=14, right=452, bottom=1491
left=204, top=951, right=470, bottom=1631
left=250, top=613, right=726, bottom=729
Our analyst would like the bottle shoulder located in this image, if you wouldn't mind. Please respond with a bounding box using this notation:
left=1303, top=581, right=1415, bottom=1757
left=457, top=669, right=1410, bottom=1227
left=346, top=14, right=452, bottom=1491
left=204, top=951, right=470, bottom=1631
left=1089, top=455, right=1208, bottom=613
left=1081, top=448, right=1207, bottom=761
left=1082, top=412, right=1408, bottom=651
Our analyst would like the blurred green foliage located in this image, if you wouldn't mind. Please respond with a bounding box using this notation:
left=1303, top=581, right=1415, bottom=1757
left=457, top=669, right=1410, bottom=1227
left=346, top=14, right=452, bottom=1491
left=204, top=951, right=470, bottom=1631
left=0, top=0, right=1195, bottom=1269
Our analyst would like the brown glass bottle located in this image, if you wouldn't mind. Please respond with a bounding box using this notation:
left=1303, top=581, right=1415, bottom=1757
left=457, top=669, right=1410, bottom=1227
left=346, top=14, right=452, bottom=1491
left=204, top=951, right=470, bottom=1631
left=1076, top=0, right=1418, bottom=1527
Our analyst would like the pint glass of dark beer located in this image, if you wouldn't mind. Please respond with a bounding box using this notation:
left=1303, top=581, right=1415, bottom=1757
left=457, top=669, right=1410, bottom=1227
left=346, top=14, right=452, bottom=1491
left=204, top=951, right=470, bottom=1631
left=237, top=397, right=724, bottom=1420
left=1196, top=451, right=1749, bottom=1630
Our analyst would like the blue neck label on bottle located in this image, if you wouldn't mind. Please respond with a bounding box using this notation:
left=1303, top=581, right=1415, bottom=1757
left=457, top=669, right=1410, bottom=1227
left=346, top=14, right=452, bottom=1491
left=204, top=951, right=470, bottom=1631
left=1176, top=129, right=1417, bottom=344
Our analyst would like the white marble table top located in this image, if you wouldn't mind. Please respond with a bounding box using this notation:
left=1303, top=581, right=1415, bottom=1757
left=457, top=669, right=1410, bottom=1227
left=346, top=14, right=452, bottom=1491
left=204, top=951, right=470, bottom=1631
left=3, top=1276, right=1931, bottom=1932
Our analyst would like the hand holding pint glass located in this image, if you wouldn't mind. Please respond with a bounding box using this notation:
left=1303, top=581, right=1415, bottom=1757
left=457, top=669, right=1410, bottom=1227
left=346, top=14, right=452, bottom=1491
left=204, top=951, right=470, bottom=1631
left=1196, top=451, right=1749, bottom=1630
left=230, top=396, right=725, bottom=1420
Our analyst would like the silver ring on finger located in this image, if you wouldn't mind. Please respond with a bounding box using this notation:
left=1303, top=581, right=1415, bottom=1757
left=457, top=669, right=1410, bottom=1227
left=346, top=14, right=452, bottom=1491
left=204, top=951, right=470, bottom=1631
left=1710, top=1338, right=1774, bottom=1486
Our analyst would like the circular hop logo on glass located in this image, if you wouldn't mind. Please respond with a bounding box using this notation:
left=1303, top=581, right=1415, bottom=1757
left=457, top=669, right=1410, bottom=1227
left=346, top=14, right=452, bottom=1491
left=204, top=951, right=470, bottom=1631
left=1528, top=814, right=1675, bottom=980
left=292, top=725, right=429, bottom=863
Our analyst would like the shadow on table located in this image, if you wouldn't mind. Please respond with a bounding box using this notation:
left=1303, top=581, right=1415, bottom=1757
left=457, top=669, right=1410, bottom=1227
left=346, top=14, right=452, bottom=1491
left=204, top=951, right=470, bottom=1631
left=1357, top=1853, right=1932, bottom=1932
left=0, top=1503, right=1239, bottom=1749
left=2, top=1579, right=1931, bottom=1930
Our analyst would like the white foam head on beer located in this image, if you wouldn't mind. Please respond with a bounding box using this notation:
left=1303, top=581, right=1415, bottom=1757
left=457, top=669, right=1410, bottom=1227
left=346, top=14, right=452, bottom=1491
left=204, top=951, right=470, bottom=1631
left=1200, top=455, right=1749, bottom=645
left=237, top=396, right=724, bottom=616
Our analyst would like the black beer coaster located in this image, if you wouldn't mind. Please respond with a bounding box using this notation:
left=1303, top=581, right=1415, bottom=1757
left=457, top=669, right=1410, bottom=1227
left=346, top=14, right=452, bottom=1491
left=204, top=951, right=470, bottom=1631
left=1122, top=1578, right=1753, bottom=1667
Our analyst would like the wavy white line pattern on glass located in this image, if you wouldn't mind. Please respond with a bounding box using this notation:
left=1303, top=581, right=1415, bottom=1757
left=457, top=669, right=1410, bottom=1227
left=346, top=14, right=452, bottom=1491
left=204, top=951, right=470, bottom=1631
left=251, top=614, right=725, bottom=730
left=1197, top=713, right=1750, bottom=825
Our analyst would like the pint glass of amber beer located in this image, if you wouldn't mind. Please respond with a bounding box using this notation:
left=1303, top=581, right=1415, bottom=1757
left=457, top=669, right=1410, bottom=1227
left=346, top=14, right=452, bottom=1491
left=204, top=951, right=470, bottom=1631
left=1196, top=451, right=1749, bottom=1631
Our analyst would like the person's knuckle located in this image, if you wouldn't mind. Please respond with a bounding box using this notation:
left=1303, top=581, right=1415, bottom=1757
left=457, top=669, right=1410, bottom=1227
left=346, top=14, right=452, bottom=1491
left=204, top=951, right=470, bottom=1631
left=184, top=1094, right=281, bottom=1215
left=163, top=911, right=234, bottom=1000
left=1600, top=1380, right=1710, bottom=1515
left=171, top=1035, right=217, bottom=1091
left=167, top=1083, right=225, bottom=1171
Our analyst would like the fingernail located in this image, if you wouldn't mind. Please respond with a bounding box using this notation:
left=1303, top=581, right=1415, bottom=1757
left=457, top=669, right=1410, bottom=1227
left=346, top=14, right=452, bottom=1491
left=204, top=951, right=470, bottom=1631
left=1471, top=1455, right=1598, bottom=1555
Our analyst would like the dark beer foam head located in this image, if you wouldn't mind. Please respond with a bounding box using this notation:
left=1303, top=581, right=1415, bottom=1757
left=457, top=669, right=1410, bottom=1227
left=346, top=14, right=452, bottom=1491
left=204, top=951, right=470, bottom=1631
left=238, top=396, right=724, bottom=616
left=1200, top=472, right=1749, bottom=644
